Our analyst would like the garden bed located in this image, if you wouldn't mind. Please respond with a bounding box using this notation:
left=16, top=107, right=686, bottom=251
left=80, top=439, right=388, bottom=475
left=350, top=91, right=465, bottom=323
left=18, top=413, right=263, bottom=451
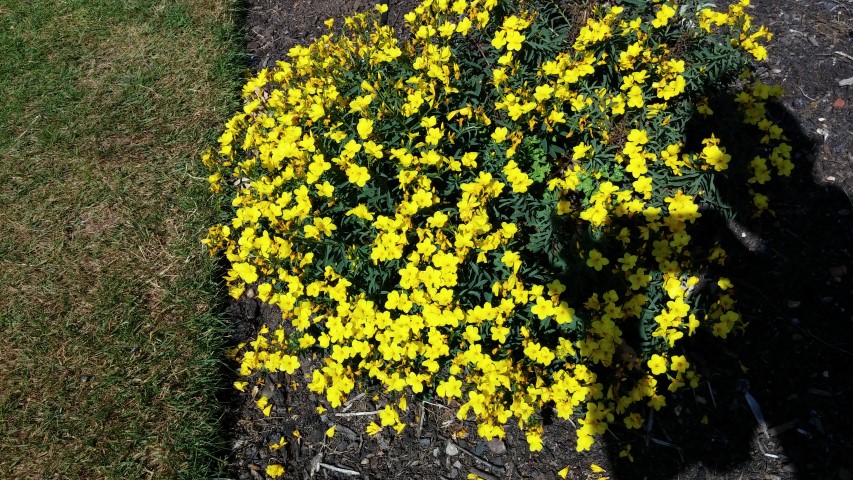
left=224, top=1, right=853, bottom=479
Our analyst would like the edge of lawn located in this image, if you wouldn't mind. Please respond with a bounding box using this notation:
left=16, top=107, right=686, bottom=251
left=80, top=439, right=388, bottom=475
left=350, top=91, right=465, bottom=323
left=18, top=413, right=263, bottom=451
left=0, top=0, right=248, bottom=477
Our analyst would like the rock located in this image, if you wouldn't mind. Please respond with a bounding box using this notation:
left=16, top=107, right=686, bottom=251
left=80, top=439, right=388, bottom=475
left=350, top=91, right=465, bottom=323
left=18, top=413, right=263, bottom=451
left=487, top=438, right=506, bottom=455
left=830, top=265, right=847, bottom=278
left=474, top=441, right=486, bottom=456
left=445, top=441, right=460, bottom=456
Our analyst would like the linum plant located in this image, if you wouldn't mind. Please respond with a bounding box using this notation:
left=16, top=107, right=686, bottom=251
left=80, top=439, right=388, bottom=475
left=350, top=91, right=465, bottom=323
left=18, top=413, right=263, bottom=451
left=203, top=0, right=787, bottom=464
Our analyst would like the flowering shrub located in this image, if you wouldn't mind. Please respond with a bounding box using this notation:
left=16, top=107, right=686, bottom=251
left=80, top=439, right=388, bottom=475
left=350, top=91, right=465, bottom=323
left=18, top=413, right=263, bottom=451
left=204, top=0, right=788, bottom=453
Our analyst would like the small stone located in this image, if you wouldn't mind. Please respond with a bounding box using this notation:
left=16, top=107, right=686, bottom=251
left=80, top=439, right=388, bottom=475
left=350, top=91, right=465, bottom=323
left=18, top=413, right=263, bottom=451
left=453, top=460, right=462, bottom=469
left=446, top=442, right=459, bottom=456
left=433, top=447, right=440, bottom=458
left=474, top=441, right=486, bottom=456
left=487, top=438, right=507, bottom=455
left=420, top=437, right=431, bottom=446
left=448, top=467, right=459, bottom=479
left=830, top=265, right=847, bottom=278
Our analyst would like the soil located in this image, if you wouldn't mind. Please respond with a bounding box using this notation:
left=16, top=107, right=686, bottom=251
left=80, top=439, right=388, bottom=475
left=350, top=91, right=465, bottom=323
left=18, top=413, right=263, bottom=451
left=225, top=1, right=853, bottom=479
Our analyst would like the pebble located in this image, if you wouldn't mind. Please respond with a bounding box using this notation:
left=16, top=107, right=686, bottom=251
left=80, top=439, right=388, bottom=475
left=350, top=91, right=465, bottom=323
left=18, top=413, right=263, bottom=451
left=487, top=438, right=506, bottom=455
left=445, top=442, right=460, bottom=456
left=474, top=441, right=486, bottom=456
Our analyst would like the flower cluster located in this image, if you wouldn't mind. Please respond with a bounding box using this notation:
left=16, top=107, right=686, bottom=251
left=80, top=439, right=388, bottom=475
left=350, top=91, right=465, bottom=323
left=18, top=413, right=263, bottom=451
left=203, top=0, right=787, bottom=462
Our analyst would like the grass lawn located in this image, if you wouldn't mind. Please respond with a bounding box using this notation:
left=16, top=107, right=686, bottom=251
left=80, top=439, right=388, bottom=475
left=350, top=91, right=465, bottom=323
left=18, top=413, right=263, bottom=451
left=0, top=0, right=243, bottom=477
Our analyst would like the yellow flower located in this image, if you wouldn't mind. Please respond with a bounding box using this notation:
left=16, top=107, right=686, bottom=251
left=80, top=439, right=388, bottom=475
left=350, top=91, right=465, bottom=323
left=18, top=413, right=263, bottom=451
left=256, top=396, right=272, bottom=416
left=617, top=253, right=638, bottom=271
left=533, top=84, right=554, bottom=103
left=366, top=422, right=382, bottom=436
left=555, top=302, right=575, bottom=324
left=500, top=250, right=521, bottom=270
left=572, top=142, right=592, bottom=160
left=456, top=17, right=473, bottom=35
left=504, top=30, right=526, bottom=51
left=232, top=262, right=259, bottom=283
left=648, top=394, right=666, bottom=410
left=652, top=3, right=676, bottom=28
left=346, top=164, right=371, bottom=187
left=547, top=279, right=566, bottom=296
left=491, top=324, right=510, bottom=343
left=379, top=405, right=400, bottom=426
left=436, top=376, right=463, bottom=399
left=670, top=355, right=689, bottom=373
left=315, top=181, right=334, bottom=197
left=279, top=354, right=300, bottom=374
left=266, top=464, right=285, bottom=478
left=628, top=268, right=651, bottom=290
left=526, top=429, right=543, bottom=451
left=586, top=249, right=610, bottom=271
left=627, top=129, right=649, bottom=145
left=363, top=140, right=384, bottom=158
left=531, top=296, right=555, bottom=319
left=624, top=412, right=644, bottom=429
left=647, top=354, right=667, bottom=375
left=701, top=143, right=731, bottom=171
left=491, top=126, right=509, bottom=143
left=576, top=433, right=594, bottom=451
left=627, top=85, right=644, bottom=108
left=665, top=191, right=701, bottom=223
left=349, top=94, right=372, bottom=113
left=346, top=204, right=374, bottom=221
